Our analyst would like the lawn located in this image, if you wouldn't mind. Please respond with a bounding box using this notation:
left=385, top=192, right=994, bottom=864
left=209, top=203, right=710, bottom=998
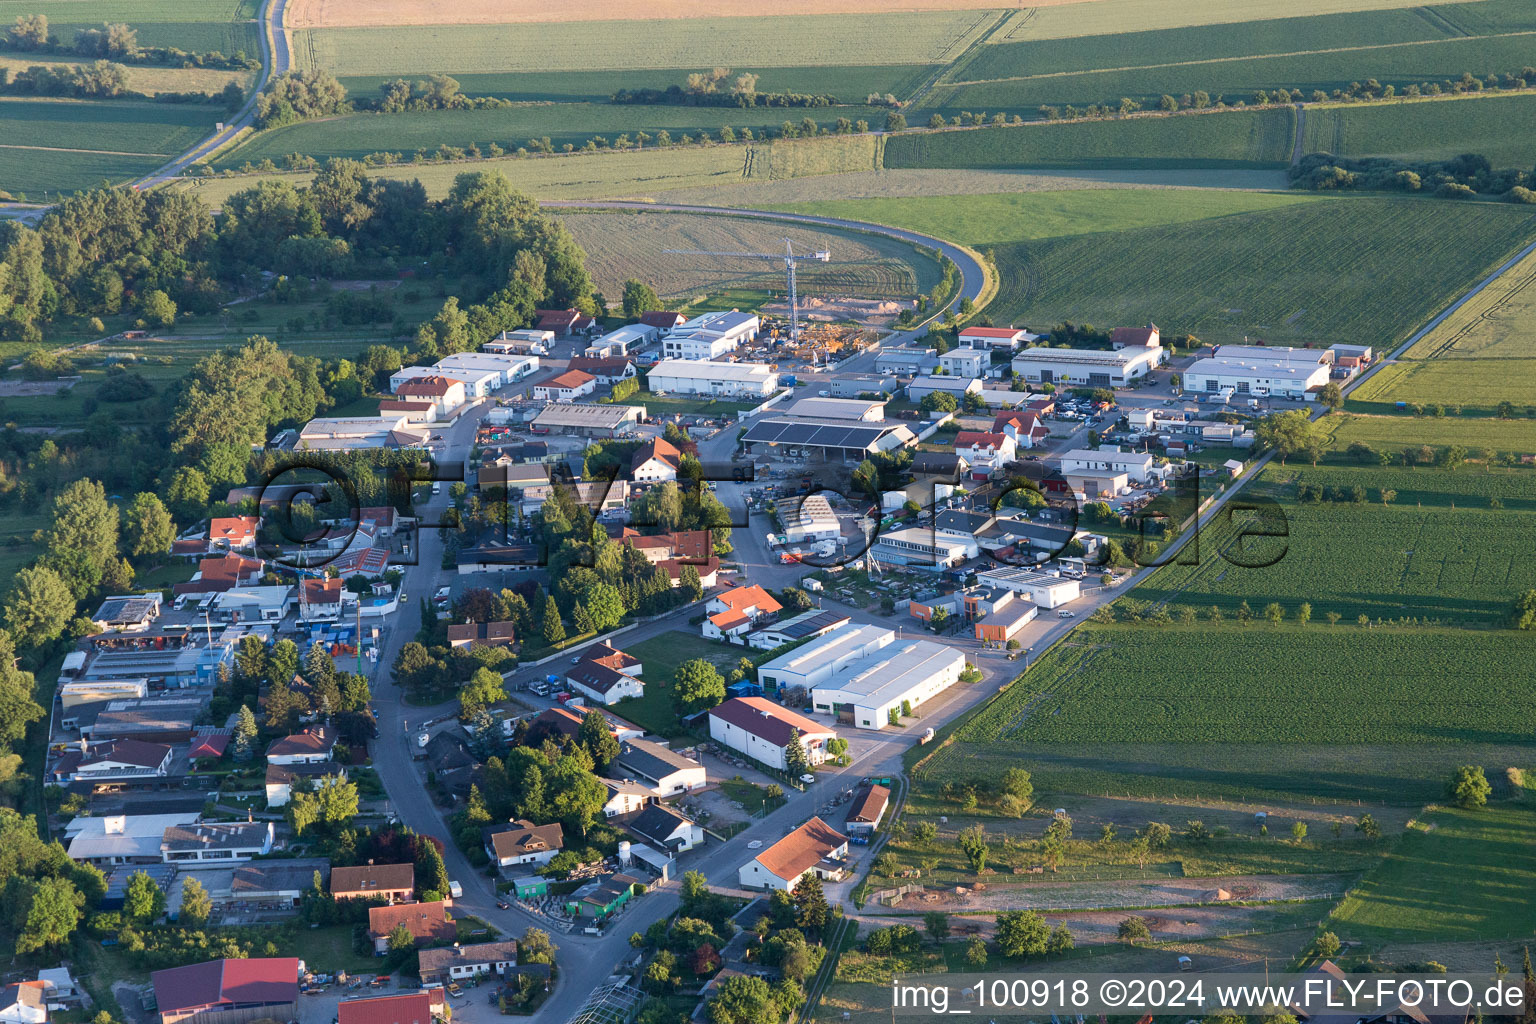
left=1301, top=92, right=1536, bottom=169
left=282, top=922, right=381, bottom=974
left=1327, top=799, right=1536, bottom=943
left=884, top=109, right=1296, bottom=170
left=613, top=630, right=752, bottom=737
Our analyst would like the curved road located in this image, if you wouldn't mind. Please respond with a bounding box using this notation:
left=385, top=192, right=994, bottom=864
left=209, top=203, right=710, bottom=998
left=131, top=0, right=289, bottom=188
left=542, top=200, right=992, bottom=329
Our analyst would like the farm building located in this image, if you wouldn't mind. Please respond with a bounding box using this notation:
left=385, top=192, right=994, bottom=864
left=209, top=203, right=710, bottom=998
left=938, top=349, right=988, bottom=377
left=779, top=494, right=841, bottom=544
left=708, top=697, right=837, bottom=771
left=150, top=958, right=299, bottom=1024
left=755, top=623, right=893, bottom=691
left=1010, top=345, right=1162, bottom=386
left=741, top=417, right=915, bottom=462
left=959, top=326, right=1037, bottom=351
left=336, top=991, right=448, bottom=1024
left=738, top=817, right=848, bottom=891
left=905, top=375, right=980, bottom=402
left=874, top=347, right=939, bottom=376
left=845, top=784, right=890, bottom=834
left=534, top=369, right=597, bottom=402
left=869, top=526, right=972, bottom=568
left=808, top=639, right=965, bottom=730
left=781, top=397, right=885, bottom=422
left=828, top=373, right=899, bottom=397
left=746, top=609, right=851, bottom=650
left=646, top=358, right=779, bottom=398
left=973, top=567, right=1081, bottom=608
left=1184, top=353, right=1330, bottom=400
left=531, top=403, right=644, bottom=438
left=661, top=310, right=760, bottom=359
left=613, top=739, right=705, bottom=796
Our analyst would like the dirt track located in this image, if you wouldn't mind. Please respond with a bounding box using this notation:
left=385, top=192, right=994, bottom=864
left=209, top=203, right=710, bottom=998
left=895, top=873, right=1353, bottom=913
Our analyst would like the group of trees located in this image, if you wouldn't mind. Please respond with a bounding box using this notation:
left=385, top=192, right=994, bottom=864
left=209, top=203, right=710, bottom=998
left=256, top=69, right=350, bottom=128
left=4, top=14, right=256, bottom=69
left=1292, top=150, right=1536, bottom=201
left=453, top=737, right=609, bottom=854
left=613, top=68, right=837, bottom=109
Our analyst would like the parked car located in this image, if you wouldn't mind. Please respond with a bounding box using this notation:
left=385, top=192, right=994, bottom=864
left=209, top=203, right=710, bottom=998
left=449, top=880, right=463, bottom=899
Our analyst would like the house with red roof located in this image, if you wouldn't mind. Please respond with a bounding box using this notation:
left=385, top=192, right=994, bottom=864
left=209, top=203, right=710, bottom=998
left=0, top=981, right=48, bottom=1024
left=737, top=816, right=848, bottom=891
left=707, top=696, right=836, bottom=770
left=568, top=356, right=637, bottom=383
left=394, top=375, right=466, bottom=417
left=958, top=325, right=1036, bottom=351
left=533, top=369, right=596, bottom=402
left=367, top=900, right=454, bottom=953
left=266, top=725, right=337, bottom=765
left=299, top=577, right=344, bottom=622
left=991, top=410, right=1049, bottom=449
left=335, top=989, right=446, bottom=1024
left=953, top=430, right=1016, bottom=477
left=703, top=585, right=783, bottom=643
left=638, top=311, right=687, bottom=334
left=566, top=642, right=644, bottom=705
left=172, top=554, right=264, bottom=598
left=150, top=958, right=299, bottom=1024
left=207, top=517, right=259, bottom=553
left=535, top=308, right=597, bottom=337
left=1110, top=324, right=1160, bottom=349
left=630, top=437, right=681, bottom=483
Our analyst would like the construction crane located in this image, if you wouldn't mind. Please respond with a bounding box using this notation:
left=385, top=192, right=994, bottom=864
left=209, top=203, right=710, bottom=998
left=662, top=238, right=830, bottom=343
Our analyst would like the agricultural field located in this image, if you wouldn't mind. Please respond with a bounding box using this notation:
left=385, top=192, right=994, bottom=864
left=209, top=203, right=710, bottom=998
left=770, top=188, right=1310, bottom=247
left=1301, top=93, right=1536, bottom=169
left=1405, top=244, right=1536, bottom=361
left=883, top=110, right=1296, bottom=170
left=214, top=104, right=891, bottom=168
left=0, top=98, right=222, bottom=196
left=1325, top=412, right=1536, bottom=454
left=1327, top=798, right=1536, bottom=944
left=1351, top=360, right=1536, bottom=415
left=994, top=0, right=1498, bottom=42
left=0, top=0, right=262, bottom=55
left=0, top=54, right=250, bottom=97
left=290, top=11, right=997, bottom=78
left=557, top=211, right=943, bottom=304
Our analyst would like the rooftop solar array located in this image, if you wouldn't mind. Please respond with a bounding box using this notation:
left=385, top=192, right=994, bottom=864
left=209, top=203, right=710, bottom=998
left=742, top=418, right=894, bottom=450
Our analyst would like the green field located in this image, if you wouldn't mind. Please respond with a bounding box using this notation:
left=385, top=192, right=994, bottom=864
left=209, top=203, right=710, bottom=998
left=1301, top=93, right=1536, bottom=168
left=770, top=188, right=1310, bottom=247
left=993, top=0, right=1501, bottom=42
left=612, top=630, right=748, bottom=738
left=0, top=0, right=261, bottom=55
left=884, top=110, right=1295, bottom=170
left=1351, top=359, right=1536, bottom=415
left=1328, top=800, right=1536, bottom=943
left=1326, top=411, right=1536, bottom=453
left=292, top=11, right=996, bottom=77
left=216, top=103, right=890, bottom=167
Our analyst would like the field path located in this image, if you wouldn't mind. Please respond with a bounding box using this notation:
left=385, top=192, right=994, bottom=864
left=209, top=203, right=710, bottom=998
left=132, top=0, right=291, bottom=188
left=0, top=144, right=170, bottom=157
left=1290, top=103, right=1307, bottom=165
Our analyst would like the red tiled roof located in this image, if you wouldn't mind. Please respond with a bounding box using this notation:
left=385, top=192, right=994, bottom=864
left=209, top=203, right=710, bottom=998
left=331, top=862, right=415, bottom=897
left=338, top=992, right=438, bottom=1024
left=582, top=642, right=639, bottom=674
left=367, top=900, right=454, bottom=943
left=753, top=816, right=846, bottom=882
left=708, top=609, right=751, bottom=632
left=712, top=585, right=782, bottom=615
left=954, top=431, right=1009, bottom=449
left=1110, top=326, right=1159, bottom=346
left=152, top=958, right=300, bottom=1015
left=709, top=696, right=830, bottom=747
left=631, top=437, right=681, bottom=473
left=302, top=577, right=343, bottom=604
left=545, top=369, right=595, bottom=390
left=959, top=327, right=1025, bottom=338
left=638, top=311, right=685, bottom=327
left=848, top=784, right=890, bottom=823
left=535, top=308, right=581, bottom=328
left=210, top=516, right=258, bottom=542
left=266, top=726, right=335, bottom=759
left=396, top=376, right=456, bottom=399
left=569, top=356, right=635, bottom=375
left=189, top=730, right=231, bottom=759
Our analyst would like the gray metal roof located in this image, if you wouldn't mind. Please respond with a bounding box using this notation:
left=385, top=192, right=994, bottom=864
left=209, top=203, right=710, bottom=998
left=742, top=418, right=912, bottom=451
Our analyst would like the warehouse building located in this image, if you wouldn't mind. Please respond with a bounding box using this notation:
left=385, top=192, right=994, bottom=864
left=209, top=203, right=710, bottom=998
left=869, top=526, right=972, bottom=569
left=905, top=376, right=981, bottom=402
left=959, top=326, right=1037, bottom=351
left=741, top=418, right=915, bottom=462
left=708, top=697, right=837, bottom=770
left=1057, top=445, right=1155, bottom=483
left=1184, top=351, right=1330, bottom=399
left=779, top=494, right=841, bottom=543
left=780, top=397, right=884, bottom=422
left=434, top=352, right=540, bottom=386
left=297, top=415, right=427, bottom=451
left=661, top=310, right=760, bottom=359
left=531, top=403, right=644, bottom=437
left=828, top=373, right=899, bottom=398
left=809, top=638, right=965, bottom=730
left=874, top=347, right=938, bottom=376
left=646, top=358, right=779, bottom=398
left=1010, top=345, right=1162, bottom=386
left=973, top=566, right=1081, bottom=608
left=586, top=323, right=658, bottom=357
left=746, top=609, right=851, bottom=651
left=756, top=623, right=894, bottom=692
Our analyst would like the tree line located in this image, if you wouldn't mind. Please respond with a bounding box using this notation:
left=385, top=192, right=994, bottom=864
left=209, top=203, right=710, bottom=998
left=4, top=14, right=258, bottom=69
left=612, top=67, right=839, bottom=109
left=1291, top=150, right=1536, bottom=202
left=0, top=61, right=245, bottom=106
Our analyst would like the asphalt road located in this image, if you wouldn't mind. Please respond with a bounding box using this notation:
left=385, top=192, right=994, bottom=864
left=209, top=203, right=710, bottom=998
left=130, top=0, right=290, bottom=188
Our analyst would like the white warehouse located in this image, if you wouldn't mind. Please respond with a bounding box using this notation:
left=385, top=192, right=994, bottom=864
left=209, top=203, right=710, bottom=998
left=662, top=310, right=761, bottom=359
left=810, top=638, right=966, bottom=730
left=1011, top=345, right=1163, bottom=387
left=973, top=566, right=1081, bottom=608
left=1184, top=352, right=1331, bottom=399
left=756, top=623, right=894, bottom=691
left=647, top=358, right=779, bottom=398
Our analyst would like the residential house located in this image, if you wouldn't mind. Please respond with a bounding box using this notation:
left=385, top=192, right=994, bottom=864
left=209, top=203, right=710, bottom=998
left=738, top=817, right=848, bottom=891
left=938, top=348, right=988, bottom=378
left=298, top=577, right=345, bottom=622
left=568, top=356, right=638, bottom=383
left=534, top=308, right=597, bottom=337
left=533, top=369, right=597, bottom=402
left=445, top=621, right=516, bottom=650
left=367, top=900, right=454, bottom=953
left=707, top=697, right=836, bottom=771
left=266, top=726, right=337, bottom=765
left=484, top=820, right=565, bottom=873
left=150, top=958, right=299, bottom=1024
left=953, top=430, right=1016, bottom=477
left=1110, top=324, right=1160, bottom=349
left=845, top=784, right=890, bottom=834
left=208, top=517, right=259, bottom=553
left=161, top=821, right=274, bottom=866
left=393, top=376, right=467, bottom=417
left=627, top=803, right=704, bottom=854
left=566, top=658, right=644, bottom=706
left=529, top=706, right=644, bottom=745
left=613, top=739, right=705, bottom=796
left=630, top=437, right=682, bottom=483
left=264, top=762, right=345, bottom=808
left=417, top=941, right=520, bottom=985
left=172, top=553, right=264, bottom=598
left=47, top=738, right=173, bottom=787
left=0, top=982, right=47, bottom=1024
left=703, top=585, right=783, bottom=643
left=600, top=778, right=651, bottom=819
left=331, top=862, right=416, bottom=903
left=991, top=410, right=1048, bottom=448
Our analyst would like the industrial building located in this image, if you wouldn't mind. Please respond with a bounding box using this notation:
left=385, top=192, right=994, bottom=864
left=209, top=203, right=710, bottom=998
left=1184, top=348, right=1331, bottom=399
left=959, top=326, right=1037, bottom=351
left=661, top=310, right=760, bottom=359
left=828, top=373, right=899, bottom=397
left=646, top=358, right=779, bottom=398
left=809, top=638, right=965, bottom=730
left=869, top=526, right=972, bottom=568
left=874, top=347, right=939, bottom=376
left=297, top=415, right=427, bottom=451
left=779, top=494, right=841, bottom=543
left=434, top=351, right=540, bottom=386
left=586, top=323, right=658, bottom=357
left=1010, top=345, right=1163, bottom=386
left=151, top=958, right=299, bottom=1024
left=756, top=623, right=893, bottom=691
left=708, top=697, right=837, bottom=770
left=905, top=375, right=981, bottom=402
left=780, top=397, right=885, bottom=422
left=1057, top=445, right=1156, bottom=484
left=741, top=417, right=915, bottom=462
left=531, top=403, right=644, bottom=437
left=746, top=609, right=851, bottom=650
left=973, top=566, right=1081, bottom=608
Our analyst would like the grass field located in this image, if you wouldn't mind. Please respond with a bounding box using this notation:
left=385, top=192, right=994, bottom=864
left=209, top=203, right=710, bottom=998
left=0, top=0, right=262, bottom=55
left=1352, top=360, right=1536, bottom=415
left=613, top=630, right=749, bottom=737
left=215, top=104, right=890, bottom=168
left=1301, top=92, right=1536, bottom=168
left=558, top=210, right=942, bottom=302
left=996, top=0, right=1499, bottom=42
left=884, top=110, right=1296, bottom=170
left=0, top=54, right=250, bottom=96
left=770, top=188, right=1309, bottom=247
left=291, top=11, right=998, bottom=77
left=1328, top=800, right=1536, bottom=943
left=1325, top=411, right=1536, bottom=453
